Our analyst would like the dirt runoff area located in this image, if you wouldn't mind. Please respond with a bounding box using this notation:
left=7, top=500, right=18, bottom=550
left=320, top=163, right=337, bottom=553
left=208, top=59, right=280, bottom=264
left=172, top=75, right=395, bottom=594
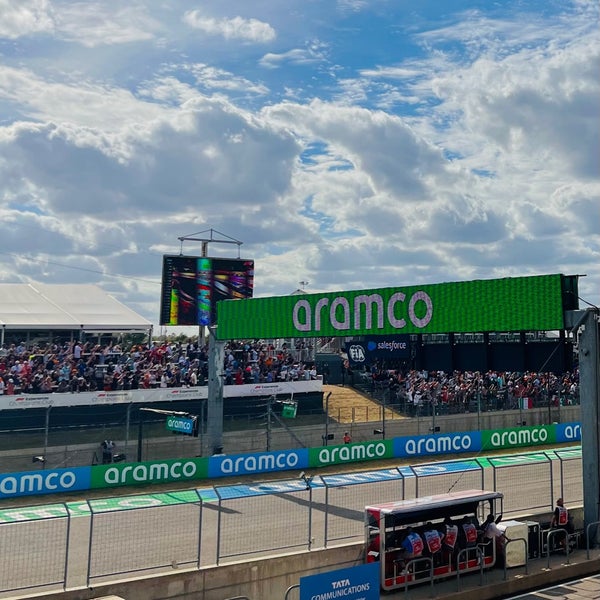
left=322, top=384, right=408, bottom=424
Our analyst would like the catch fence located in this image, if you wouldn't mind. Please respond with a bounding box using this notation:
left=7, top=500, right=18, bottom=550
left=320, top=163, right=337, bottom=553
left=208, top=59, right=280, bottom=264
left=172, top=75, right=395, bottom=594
left=0, top=449, right=584, bottom=598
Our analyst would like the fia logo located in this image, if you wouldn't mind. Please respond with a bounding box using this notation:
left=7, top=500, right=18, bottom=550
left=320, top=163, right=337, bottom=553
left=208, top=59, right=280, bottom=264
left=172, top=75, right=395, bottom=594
left=348, top=345, right=366, bottom=362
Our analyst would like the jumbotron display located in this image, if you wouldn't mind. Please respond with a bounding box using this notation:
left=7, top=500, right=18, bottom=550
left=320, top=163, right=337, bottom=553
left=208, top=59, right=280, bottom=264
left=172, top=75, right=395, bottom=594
left=160, top=255, right=254, bottom=326
left=216, top=274, right=576, bottom=340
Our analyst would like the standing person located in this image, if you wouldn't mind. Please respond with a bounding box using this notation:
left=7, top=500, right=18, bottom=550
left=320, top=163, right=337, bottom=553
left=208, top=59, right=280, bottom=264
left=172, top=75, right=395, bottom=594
left=343, top=431, right=352, bottom=444
left=551, top=498, right=574, bottom=549
left=481, top=514, right=510, bottom=556
left=101, top=439, right=115, bottom=464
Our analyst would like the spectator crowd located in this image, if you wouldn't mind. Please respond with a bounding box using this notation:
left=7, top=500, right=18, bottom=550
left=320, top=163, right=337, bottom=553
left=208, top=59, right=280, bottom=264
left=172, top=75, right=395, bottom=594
left=364, top=365, right=580, bottom=412
left=0, top=339, right=579, bottom=415
left=0, top=339, right=317, bottom=395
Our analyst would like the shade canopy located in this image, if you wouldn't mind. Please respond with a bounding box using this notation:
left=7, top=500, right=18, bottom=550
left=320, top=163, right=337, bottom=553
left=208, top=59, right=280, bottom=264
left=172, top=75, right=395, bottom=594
left=0, top=284, right=152, bottom=331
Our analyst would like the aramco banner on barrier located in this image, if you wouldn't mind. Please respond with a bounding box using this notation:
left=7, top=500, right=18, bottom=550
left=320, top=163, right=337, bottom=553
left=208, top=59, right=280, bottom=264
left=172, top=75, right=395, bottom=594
left=0, top=422, right=582, bottom=498
left=216, top=274, right=566, bottom=339
left=90, top=456, right=209, bottom=489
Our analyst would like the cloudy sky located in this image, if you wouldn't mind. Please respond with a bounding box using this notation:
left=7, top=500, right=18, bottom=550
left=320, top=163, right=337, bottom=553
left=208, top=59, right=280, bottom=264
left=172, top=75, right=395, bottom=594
left=0, top=0, right=598, bottom=331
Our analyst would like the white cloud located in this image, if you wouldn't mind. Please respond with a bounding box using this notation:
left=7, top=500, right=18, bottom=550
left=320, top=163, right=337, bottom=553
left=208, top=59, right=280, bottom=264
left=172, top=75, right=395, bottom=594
left=183, top=10, right=275, bottom=43
left=55, top=3, right=157, bottom=47
left=0, top=0, right=598, bottom=324
left=0, top=0, right=54, bottom=39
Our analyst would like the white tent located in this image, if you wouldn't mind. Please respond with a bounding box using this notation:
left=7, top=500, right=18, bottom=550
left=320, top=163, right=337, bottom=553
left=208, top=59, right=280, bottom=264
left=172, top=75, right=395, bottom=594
left=0, top=284, right=152, bottom=336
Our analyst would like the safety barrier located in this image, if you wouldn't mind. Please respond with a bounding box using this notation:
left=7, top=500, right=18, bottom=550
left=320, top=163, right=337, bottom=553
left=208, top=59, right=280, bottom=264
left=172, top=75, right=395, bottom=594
left=214, top=479, right=313, bottom=564
left=0, top=503, right=70, bottom=596
left=321, top=467, right=404, bottom=546
left=0, top=448, right=589, bottom=596
left=86, top=490, right=203, bottom=586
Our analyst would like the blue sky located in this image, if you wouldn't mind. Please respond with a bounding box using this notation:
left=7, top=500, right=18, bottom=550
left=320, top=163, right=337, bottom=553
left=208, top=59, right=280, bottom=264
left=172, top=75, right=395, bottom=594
left=0, top=0, right=598, bottom=329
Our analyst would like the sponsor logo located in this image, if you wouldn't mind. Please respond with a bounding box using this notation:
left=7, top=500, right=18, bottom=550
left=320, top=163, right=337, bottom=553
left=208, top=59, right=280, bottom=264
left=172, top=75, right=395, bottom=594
left=402, top=434, right=474, bottom=456
left=348, top=345, right=366, bottom=362
left=367, top=340, right=407, bottom=351
left=211, top=450, right=303, bottom=477
left=556, top=422, right=582, bottom=442
left=9, top=396, right=53, bottom=408
left=166, top=416, right=194, bottom=433
left=0, top=468, right=90, bottom=498
left=487, top=427, right=548, bottom=447
left=293, top=290, right=433, bottom=333
left=322, top=469, right=401, bottom=486
left=316, top=442, right=389, bottom=466
left=103, top=461, right=198, bottom=485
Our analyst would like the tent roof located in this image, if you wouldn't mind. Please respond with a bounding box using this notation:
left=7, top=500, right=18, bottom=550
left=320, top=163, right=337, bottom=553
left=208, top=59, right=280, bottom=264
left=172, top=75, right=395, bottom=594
left=0, top=284, right=152, bottom=331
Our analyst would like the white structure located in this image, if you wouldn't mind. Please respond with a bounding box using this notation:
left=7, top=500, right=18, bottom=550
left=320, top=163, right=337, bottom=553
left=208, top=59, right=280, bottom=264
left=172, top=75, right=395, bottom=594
left=0, top=283, right=152, bottom=344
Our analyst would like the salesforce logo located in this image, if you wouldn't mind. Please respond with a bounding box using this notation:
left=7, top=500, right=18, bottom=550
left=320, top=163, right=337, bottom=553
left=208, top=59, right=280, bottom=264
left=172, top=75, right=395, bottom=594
left=367, top=341, right=377, bottom=351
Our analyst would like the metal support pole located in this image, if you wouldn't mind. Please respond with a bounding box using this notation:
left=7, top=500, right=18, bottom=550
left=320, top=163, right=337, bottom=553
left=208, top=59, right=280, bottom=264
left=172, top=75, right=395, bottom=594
left=324, top=391, right=331, bottom=444
left=382, top=393, right=386, bottom=440
left=207, top=326, right=225, bottom=454
left=137, top=410, right=144, bottom=462
left=572, top=309, right=600, bottom=545
left=43, top=406, right=50, bottom=469
left=125, top=403, right=131, bottom=450
left=266, top=396, right=273, bottom=452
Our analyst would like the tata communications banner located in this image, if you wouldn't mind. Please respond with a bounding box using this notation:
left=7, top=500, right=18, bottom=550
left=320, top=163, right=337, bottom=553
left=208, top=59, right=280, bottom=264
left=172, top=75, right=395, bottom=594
left=216, top=274, right=566, bottom=339
left=346, top=335, right=410, bottom=367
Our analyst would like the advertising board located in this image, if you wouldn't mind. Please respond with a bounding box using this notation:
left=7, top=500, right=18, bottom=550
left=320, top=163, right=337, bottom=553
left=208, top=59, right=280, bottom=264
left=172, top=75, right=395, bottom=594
left=216, top=274, right=565, bottom=339
left=0, top=422, right=581, bottom=498
left=300, top=562, right=380, bottom=600
left=90, top=457, right=209, bottom=488
left=345, top=335, right=410, bottom=367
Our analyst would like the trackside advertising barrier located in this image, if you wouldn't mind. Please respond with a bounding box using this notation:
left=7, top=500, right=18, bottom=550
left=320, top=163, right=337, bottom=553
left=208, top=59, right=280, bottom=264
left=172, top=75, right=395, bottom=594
left=0, top=466, right=91, bottom=499
left=90, top=456, right=209, bottom=489
left=0, top=423, right=582, bottom=499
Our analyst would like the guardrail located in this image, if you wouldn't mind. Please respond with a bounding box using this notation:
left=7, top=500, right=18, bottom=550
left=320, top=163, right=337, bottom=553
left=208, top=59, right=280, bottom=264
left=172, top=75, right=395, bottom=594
left=455, top=547, right=484, bottom=591
left=403, top=556, right=434, bottom=597
left=544, top=528, right=570, bottom=568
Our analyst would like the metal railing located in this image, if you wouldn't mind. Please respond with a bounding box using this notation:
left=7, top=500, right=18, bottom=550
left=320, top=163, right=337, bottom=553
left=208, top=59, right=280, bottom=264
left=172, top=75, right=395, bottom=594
left=455, top=547, right=484, bottom=591
left=544, top=528, right=570, bottom=567
left=503, top=538, right=529, bottom=580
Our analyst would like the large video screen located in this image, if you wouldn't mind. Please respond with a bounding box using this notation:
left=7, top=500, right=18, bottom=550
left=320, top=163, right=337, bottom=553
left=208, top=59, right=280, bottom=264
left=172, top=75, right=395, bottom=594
left=160, top=256, right=254, bottom=326
left=216, top=274, right=572, bottom=340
